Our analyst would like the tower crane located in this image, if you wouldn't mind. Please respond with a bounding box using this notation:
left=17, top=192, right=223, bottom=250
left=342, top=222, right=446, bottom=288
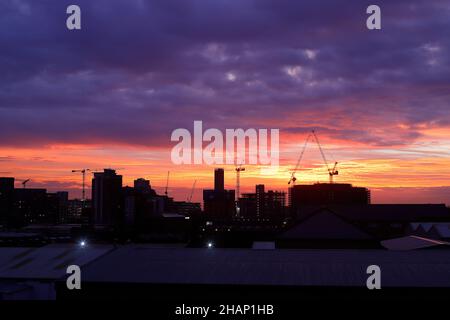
left=165, top=171, right=170, bottom=196
left=72, top=167, right=120, bottom=208
left=21, top=179, right=30, bottom=189
left=288, top=133, right=312, bottom=185
left=311, top=130, right=339, bottom=184
left=235, top=164, right=245, bottom=200
left=71, top=169, right=91, bottom=202
left=16, top=179, right=31, bottom=188
left=187, top=180, right=197, bottom=202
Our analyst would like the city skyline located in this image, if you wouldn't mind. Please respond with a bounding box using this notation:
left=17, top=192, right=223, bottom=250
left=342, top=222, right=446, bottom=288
left=1, top=163, right=449, bottom=206
left=1, top=0, right=450, bottom=205
left=1, top=0, right=450, bottom=306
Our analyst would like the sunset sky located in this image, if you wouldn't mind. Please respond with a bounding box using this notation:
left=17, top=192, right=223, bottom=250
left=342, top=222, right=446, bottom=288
left=1, top=0, right=449, bottom=205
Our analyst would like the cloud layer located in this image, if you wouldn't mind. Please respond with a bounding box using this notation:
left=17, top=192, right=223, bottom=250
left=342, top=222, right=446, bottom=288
left=1, top=0, right=449, bottom=147
left=0, top=0, right=449, bottom=202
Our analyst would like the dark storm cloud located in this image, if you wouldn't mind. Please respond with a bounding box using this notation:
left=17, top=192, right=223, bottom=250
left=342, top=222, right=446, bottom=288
left=0, top=0, right=449, bottom=147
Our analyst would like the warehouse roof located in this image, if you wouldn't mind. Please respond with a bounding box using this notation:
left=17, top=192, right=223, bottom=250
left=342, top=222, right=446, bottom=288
left=0, top=244, right=113, bottom=280
left=78, top=245, right=450, bottom=288
left=2, top=243, right=450, bottom=288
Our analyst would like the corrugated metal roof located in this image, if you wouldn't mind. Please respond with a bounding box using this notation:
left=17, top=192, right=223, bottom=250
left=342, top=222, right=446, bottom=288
left=0, top=244, right=114, bottom=280
left=3, top=244, right=450, bottom=288
left=79, top=245, right=450, bottom=288
left=381, top=235, right=449, bottom=250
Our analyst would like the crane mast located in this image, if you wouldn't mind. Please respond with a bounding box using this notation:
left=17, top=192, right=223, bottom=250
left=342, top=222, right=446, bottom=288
left=72, top=169, right=91, bottom=206
left=288, top=133, right=312, bottom=185
left=22, top=179, right=30, bottom=189
left=235, top=164, right=245, bottom=200
left=187, top=179, right=197, bottom=202
left=311, top=130, right=338, bottom=183
left=165, top=171, right=170, bottom=196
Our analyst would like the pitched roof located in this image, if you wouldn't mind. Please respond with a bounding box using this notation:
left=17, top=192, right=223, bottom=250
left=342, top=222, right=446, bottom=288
left=279, top=208, right=372, bottom=240
left=381, top=235, right=449, bottom=251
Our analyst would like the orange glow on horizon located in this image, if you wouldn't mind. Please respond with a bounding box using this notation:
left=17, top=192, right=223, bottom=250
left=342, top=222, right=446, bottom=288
left=1, top=127, right=450, bottom=206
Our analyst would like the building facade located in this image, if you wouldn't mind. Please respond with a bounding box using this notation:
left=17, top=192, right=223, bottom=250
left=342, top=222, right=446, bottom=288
left=289, top=183, right=370, bottom=212
left=92, top=169, right=123, bottom=226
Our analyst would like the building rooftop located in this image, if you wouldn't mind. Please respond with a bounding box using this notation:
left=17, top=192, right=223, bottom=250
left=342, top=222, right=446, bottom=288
left=77, top=245, right=450, bottom=288
left=1, top=243, right=450, bottom=288
left=0, top=244, right=113, bottom=280
left=296, top=204, right=450, bottom=221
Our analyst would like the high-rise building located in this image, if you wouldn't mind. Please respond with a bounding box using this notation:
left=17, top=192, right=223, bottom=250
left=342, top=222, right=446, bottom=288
left=256, top=184, right=265, bottom=218
left=0, top=177, right=14, bottom=191
left=2, top=177, right=70, bottom=226
left=214, top=168, right=224, bottom=192
left=289, top=183, right=370, bottom=212
left=203, top=189, right=235, bottom=220
left=67, top=199, right=91, bottom=224
left=92, top=169, right=123, bottom=226
left=238, top=185, right=286, bottom=221
left=134, top=178, right=156, bottom=196
left=0, top=177, right=14, bottom=227
left=203, top=168, right=235, bottom=220
left=47, top=191, right=69, bottom=224
left=13, top=188, right=48, bottom=226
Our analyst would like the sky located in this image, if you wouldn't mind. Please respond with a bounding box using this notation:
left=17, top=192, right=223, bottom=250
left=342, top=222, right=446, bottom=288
left=0, top=0, right=449, bottom=205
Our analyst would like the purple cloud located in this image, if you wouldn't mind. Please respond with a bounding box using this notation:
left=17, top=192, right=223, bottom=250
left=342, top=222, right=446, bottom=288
left=0, top=0, right=449, bottom=147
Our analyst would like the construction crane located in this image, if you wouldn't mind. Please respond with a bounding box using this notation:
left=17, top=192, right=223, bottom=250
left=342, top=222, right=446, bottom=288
left=72, top=167, right=121, bottom=203
left=15, top=179, right=31, bottom=188
left=71, top=169, right=92, bottom=203
left=235, top=164, right=245, bottom=200
left=288, top=133, right=312, bottom=185
left=187, top=180, right=197, bottom=202
left=21, top=179, right=30, bottom=189
left=165, top=171, right=170, bottom=196
left=311, top=130, right=339, bottom=184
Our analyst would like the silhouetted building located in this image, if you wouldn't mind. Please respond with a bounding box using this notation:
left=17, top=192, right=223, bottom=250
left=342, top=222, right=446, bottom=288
left=122, top=186, right=161, bottom=227
left=0, top=177, right=14, bottom=227
left=238, top=185, right=286, bottom=221
left=13, top=188, right=48, bottom=226
left=256, top=184, right=264, bottom=218
left=284, top=204, right=450, bottom=246
left=169, top=201, right=201, bottom=216
left=203, top=190, right=235, bottom=220
left=2, top=178, right=70, bottom=227
left=150, top=196, right=166, bottom=216
left=123, top=177, right=193, bottom=230
left=92, top=169, right=123, bottom=227
left=289, top=183, right=370, bottom=212
left=203, top=168, right=235, bottom=220
left=134, top=178, right=156, bottom=196
left=122, top=179, right=161, bottom=228
left=123, top=186, right=140, bottom=227
left=214, top=168, right=224, bottom=192
left=67, top=199, right=91, bottom=224
left=47, top=191, right=69, bottom=224
left=265, top=190, right=287, bottom=217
